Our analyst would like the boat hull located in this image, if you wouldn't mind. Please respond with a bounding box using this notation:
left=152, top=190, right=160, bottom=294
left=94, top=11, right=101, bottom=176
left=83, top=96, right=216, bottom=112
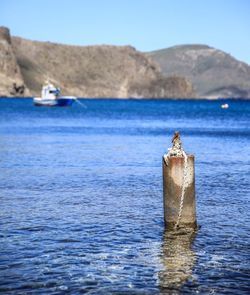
left=33, top=97, right=76, bottom=107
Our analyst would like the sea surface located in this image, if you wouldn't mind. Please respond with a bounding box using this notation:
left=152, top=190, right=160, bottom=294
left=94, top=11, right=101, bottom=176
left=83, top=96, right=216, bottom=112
left=0, top=98, right=249, bottom=294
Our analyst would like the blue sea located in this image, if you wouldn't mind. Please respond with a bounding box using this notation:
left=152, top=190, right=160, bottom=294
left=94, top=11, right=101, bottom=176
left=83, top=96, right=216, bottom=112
left=0, top=98, right=249, bottom=294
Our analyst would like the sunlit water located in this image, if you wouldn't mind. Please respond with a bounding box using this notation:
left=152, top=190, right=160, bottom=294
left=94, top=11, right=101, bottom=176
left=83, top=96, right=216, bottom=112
left=0, top=98, right=249, bottom=294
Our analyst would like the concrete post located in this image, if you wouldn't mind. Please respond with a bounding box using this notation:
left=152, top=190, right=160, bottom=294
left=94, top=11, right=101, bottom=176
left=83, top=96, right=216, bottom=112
left=162, top=132, right=197, bottom=230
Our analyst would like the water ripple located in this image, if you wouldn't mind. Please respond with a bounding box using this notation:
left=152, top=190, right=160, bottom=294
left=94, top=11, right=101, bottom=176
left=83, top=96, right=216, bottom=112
left=0, top=99, right=249, bottom=294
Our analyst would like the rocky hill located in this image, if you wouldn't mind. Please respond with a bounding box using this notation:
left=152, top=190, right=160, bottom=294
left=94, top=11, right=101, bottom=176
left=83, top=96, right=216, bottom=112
left=0, top=27, right=194, bottom=98
left=147, top=45, right=250, bottom=98
left=0, top=27, right=30, bottom=96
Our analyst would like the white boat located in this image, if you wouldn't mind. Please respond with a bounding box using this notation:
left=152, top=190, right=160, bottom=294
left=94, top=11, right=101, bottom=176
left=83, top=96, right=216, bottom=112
left=221, top=103, right=229, bottom=109
left=33, top=81, right=76, bottom=107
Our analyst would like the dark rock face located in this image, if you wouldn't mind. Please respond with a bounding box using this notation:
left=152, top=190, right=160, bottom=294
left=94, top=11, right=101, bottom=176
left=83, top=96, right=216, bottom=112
left=0, top=27, right=195, bottom=98
left=147, top=45, right=250, bottom=98
left=10, top=83, right=25, bottom=95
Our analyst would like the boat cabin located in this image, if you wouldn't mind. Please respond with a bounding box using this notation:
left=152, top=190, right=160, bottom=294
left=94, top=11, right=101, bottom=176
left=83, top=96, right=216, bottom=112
left=41, top=82, right=61, bottom=100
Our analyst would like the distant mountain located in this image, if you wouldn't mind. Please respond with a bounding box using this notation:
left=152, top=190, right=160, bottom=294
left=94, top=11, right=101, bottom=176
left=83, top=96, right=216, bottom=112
left=0, top=27, right=194, bottom=98
left=147, top=45, right=250, bottom=98
left=2, top=26, right=249, bottom=99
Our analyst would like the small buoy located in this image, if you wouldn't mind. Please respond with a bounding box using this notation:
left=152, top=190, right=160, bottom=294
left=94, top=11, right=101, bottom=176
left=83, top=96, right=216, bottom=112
left=221, top=103, right=229, bottom=109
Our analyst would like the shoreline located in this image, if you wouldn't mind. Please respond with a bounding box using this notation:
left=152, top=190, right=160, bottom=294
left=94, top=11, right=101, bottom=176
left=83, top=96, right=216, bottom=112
left=1, top=96, right=250, bottom=101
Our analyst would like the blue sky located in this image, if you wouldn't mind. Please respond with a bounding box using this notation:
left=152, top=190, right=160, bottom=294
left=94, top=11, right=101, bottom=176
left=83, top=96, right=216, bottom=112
left=1, top=0, right=250, bottom=64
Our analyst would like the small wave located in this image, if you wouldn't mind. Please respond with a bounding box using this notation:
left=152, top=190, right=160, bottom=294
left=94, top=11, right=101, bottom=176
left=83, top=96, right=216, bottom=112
left=17, top=225, right=55, bottom=232
left=56, top=238, right=81, bottom=243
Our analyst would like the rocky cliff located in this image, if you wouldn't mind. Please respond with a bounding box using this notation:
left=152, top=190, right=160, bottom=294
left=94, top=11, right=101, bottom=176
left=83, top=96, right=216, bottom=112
left=0, top=27, right=194, bottom=98
left=0, top=27, right=30, bottom=96
left=147, top=45, right=250, bottom=98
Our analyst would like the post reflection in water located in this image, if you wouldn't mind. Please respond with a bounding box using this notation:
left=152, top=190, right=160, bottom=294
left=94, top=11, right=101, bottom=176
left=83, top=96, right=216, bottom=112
left=158, top=229, right=197, bottom=291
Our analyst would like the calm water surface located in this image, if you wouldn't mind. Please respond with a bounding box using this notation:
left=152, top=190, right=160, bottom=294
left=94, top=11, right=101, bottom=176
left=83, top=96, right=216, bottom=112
left=0, top=98, right=249, bottom=294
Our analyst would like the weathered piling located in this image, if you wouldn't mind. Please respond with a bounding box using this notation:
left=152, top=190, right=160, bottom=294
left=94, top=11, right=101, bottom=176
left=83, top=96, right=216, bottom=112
left=162, top=132, right=197, bottom=230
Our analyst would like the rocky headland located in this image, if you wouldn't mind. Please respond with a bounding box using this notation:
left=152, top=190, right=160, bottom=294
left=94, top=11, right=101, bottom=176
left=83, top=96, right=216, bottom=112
left=0, top=27, right=30, bottom=96
left=1, top=26, right=249, bottom=99
left=0, top=27, right=194, bottom=98
left=147, top=45, right=250, bottom=99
